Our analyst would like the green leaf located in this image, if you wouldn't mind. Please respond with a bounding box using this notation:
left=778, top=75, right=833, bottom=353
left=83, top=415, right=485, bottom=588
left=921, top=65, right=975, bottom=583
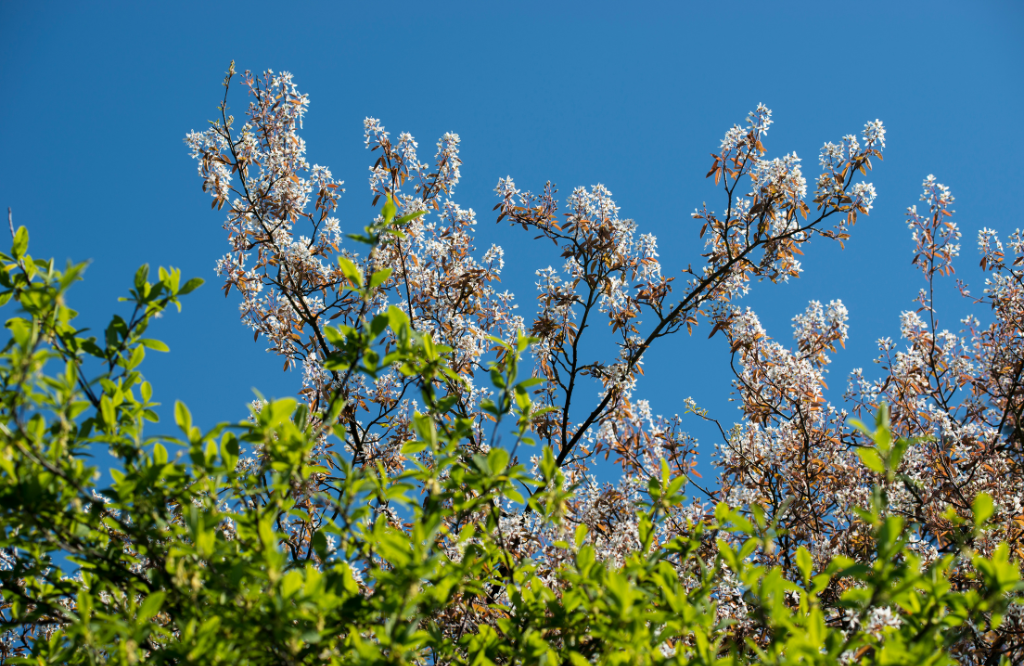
left=973, top=493, right=994, bottom=531
left=367, top=267, right=393, bottom=291
left=487, top=447, right=509, bottom=473
left=387, top=305, right=410, bottom=331
left=220, top=435, right=239, bottom=468
left=727, top=511, right=755, bottom=535
left=382, top=193, right=397, bottom=224
left=179, top=277, right=205, bottom=295
left=175, top=400, right=192, bottom=434
left=402, top=440, right=427, bottom=455
left=267, top=398, right=297, bottom=427
left=100, top=394, right=116, bottom=430
left=338, top=256, right=363, bottom=288
left=139, top=338, right=170, bottom=352
left=127, top=344, right=145, bottom=369
left=796, top=546, right=814, bottom=583
left=136, top=591, right=165, bottom=622
left=751, top=502, right=766, bottom=529
left=11, top=226, right=28, bottom=259
left=890, top=436, right=911, bottom=472
left=875, top=403, right=892, bottom=444
left=311, top=530, right=328, bottom=557
left=134, top=264, right=150, bottom=292
left=856, top=447, right=885, bottom=475
left=395, top=209, right=426, bottom=225
left=574, top=524, right=588, bottom=549
left=6, top=318, right=30, bottom=348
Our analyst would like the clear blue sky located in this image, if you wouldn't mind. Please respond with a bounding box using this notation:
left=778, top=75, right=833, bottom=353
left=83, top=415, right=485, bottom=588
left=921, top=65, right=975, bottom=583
left=2, top=1, right=1022, bottom=479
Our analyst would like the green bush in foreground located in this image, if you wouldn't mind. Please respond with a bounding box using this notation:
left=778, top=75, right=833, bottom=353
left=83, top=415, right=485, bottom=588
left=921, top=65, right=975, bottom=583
left=0, top=226, right=1021, bottom=665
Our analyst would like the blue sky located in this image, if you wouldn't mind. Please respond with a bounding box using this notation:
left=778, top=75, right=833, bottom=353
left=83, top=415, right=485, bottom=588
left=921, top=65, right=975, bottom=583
left=2, top=1, right=1022, bottom=479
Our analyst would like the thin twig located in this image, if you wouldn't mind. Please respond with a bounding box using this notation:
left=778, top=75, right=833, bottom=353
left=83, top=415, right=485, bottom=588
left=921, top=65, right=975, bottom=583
left=7, top=207, right=14, bottom=239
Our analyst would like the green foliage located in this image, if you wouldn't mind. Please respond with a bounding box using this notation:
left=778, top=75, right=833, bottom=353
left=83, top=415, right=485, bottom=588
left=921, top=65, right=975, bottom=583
left=1, top=228, right=1022, bottom=664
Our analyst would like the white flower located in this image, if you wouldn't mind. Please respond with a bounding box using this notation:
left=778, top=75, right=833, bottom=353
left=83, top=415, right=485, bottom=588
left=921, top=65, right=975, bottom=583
left=863, top=119, right=886, bottom=148
left=849, top=182, right=877, bottom=212
left=865, top=606, right=901, bottom=637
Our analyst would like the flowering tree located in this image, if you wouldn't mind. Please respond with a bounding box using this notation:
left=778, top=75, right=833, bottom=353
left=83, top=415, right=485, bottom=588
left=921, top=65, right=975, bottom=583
left=0, top=62, right=1022, bottom=664
left=181, top=64, right=1024, bottom=660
